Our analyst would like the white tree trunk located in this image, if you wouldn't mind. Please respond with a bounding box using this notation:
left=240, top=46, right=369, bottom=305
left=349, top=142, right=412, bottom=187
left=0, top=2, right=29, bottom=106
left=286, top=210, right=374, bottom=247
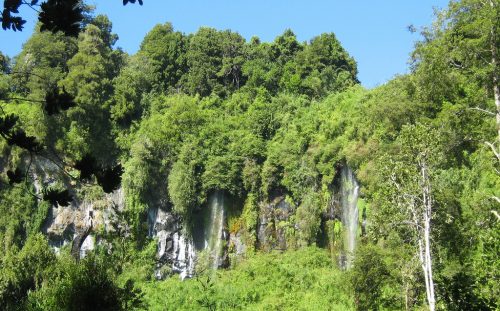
left=488, top=0, right=500, bottom=220
left=391, top=159, right=437, bottom=310
left=489, top=0, right=500, bottom=142
left=424, top=213, right=436, bottom=311
left=492, top=34, right=500, bottom=143
left=420, top=162, right=436, bottom=311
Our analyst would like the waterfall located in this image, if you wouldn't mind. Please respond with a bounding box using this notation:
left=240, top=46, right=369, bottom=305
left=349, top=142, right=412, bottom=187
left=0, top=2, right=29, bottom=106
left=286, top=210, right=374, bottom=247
left=147, top=207, right=158, bottom=237
left=171, top=232, right=196, bottom=280
left=205, top=191, right=226, bottom=270
left=79, top=234, right=94, bottom=259
left=339, top=165, right=359, bottom=269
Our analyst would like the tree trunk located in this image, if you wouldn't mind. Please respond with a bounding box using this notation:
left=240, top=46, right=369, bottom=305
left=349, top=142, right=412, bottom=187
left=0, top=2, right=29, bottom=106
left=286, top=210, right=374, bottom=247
left=494, top=81, right=500, bottom=142
left=420, top=162, right=436, bottom=311
left=424, top=213, right=436, bottom=311
left=490, top=0, right=500, bottom=142
left=492, top=34, right=500, bottom=142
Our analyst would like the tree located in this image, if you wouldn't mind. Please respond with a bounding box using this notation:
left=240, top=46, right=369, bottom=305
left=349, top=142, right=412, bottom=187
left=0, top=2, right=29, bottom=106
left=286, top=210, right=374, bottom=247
left=183, top=27, right=224, bottom=96
left=1, top=0, right=142, bottom=34
left=218, top=30, right=246, bottom=91
left=242, top=38, right=280, bottom=93
left=383, top=123, right=446, bottom=311
left=350, top=244, right=389, bottom=311
left=139, top=22, right=187, bottom=93
left=59, top=23, right=119, bottom=164
left=445, top=0, right=499, bottom=140
left=409, top=5, right=500, bottom=306
left=10, top=26, right=77, bottom=98
left=168, top=153, right=199, bottom=219
left=110, top=53, right=153, bottom=128
left=0, top=52, right=10, bottom=99
left=0, top=52, right=9, bottom=72
left=413, top=0, right=500, bottom=207
left=0, top=234, right=56, bottom=310
left=272, top=29, right=302, bottom=65
left=27, top=254, right=145, bottom=311
left=0, top=4, right=129, bottom=201
left=298, top=33, right=359, bottom=97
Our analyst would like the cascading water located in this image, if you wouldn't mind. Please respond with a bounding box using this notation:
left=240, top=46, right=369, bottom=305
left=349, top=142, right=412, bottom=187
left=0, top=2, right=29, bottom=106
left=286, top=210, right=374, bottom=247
left=339, top=165, right=360, bottom=269
left=204, top=192, right=226, bottom=270
left=79, top=234, right=94, bottom=259
left=171, top=232, right=196, bottom=280
left=153, top=207, right=196, bottom=280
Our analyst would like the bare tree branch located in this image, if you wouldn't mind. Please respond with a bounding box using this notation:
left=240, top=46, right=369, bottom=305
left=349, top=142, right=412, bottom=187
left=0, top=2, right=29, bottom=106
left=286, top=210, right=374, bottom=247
left=485, top=141, right=500, bottom=162
left=491, top=210, right=500, bottom=221
left=467, top=107, right=496, bottom=116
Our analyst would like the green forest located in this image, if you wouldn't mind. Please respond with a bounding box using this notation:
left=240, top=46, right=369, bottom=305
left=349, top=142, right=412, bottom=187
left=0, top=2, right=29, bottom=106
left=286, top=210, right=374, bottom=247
left=0, top=0, right=498, bottom=310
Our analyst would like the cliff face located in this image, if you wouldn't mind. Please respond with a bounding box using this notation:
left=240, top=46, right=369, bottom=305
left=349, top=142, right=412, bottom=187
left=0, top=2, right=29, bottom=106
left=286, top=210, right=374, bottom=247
left=148, top=207, right=196, bottom=279
left=42, top=188, right=123, bottom=257
left=40, top=189, right=283, bottom=279
left=257, top=196, right=293, bottom=251
left=39, top=193, right=330, bottom=277
left=40, top=165, right=361, bottom=279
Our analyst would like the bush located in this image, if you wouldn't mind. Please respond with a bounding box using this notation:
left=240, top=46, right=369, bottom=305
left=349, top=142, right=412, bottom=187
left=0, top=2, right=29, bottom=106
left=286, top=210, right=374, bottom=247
left=349, top=244, right=389, bottom=311
left=141, top=247, right=354, bottom=310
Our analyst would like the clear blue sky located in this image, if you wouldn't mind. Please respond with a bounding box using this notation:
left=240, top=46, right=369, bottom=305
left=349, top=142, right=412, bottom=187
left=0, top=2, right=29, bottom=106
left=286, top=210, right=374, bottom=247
left=0, top=0, right=449, bottom=88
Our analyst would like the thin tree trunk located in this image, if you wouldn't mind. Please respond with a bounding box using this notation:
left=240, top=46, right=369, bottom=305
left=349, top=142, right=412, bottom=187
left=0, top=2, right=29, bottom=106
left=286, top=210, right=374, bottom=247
left=492, top=38, right=500, bottom=142
left=418, top=240, right=432, bottom=309
left=490, top=0, right=500, bottom=142
left=420, top=163, right=436, bottom=311
left=494, top=83, right=500, bottom=142
left=424, top=213, right=436, bottom=311
left=405, top=280, right=409, bottom=311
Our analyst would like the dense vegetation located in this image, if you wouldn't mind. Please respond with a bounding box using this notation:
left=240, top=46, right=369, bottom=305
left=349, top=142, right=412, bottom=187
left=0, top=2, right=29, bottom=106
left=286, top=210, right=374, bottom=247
left=141, top=248, right=353, bottom=310
left=0, top=0, right=498, bottom=310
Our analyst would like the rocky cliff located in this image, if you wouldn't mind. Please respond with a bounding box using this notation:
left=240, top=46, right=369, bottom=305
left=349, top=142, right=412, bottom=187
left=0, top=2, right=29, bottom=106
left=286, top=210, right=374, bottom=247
left=39, top=163, right=361, bottom=279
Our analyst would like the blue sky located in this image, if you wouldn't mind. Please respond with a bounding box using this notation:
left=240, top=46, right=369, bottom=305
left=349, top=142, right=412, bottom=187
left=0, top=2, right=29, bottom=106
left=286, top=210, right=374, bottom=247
left=0, top=0, right=449, bottom=88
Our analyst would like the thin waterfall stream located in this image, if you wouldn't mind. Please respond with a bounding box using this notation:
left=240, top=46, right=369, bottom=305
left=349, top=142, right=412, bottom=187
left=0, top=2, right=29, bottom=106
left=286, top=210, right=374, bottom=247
left=205, top=191, right=226, bottom=270
left=339, top=165, right=360, bottom=269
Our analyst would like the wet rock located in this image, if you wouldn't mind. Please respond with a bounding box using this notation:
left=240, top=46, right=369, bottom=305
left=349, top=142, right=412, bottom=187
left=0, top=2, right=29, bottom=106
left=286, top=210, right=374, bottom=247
left=257, top=196, right=293, bottom=251
left=149, top=206, right=195, bottom=280
left=42, top=187, right=123, bottom=258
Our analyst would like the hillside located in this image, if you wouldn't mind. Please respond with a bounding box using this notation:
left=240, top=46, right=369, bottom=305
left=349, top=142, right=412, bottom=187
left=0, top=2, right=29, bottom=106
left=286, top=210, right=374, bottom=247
left=0, top=1, right=498, bottom=310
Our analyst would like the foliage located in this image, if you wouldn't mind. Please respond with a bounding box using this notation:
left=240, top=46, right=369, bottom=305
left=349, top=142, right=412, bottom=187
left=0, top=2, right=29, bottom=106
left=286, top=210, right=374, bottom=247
left=0, top=1, right=499, bottom=310
left=25, top=253, right=146, bottom=311
left=1, top=0, right=142, bottom=34
left=349, top=244, right=390, bottom=311
left=141, top=247, right=354, bottom=311
left=0, top=234, right=56, bottom=310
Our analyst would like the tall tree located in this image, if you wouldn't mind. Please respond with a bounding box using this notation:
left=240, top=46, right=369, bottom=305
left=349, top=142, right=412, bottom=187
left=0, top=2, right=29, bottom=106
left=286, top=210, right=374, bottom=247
left=444, top=0, right=499, bottom=140
left=412, top=0, right=500, bottom=215
left=293, top=33, right=359, bottom=97
left=11, top=27, right=77, bottom=98
left=242, top=38, right=280, bottom=94
left=218, top=30, right=246, bottom=91
left=383, top=123, right=446, bottom=311
left=413, top=3, right=498, bottom=153
left=110, top=53, right=153, bottom=129
left=59, top=23, right=118, bottom=162
left=139, top=22, right=187, bottom=93
left=183, top=27, right=224, bottom=96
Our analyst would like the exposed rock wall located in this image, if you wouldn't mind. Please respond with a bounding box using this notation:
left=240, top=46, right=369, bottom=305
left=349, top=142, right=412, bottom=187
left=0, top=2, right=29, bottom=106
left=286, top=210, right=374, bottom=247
left=42, top=189, right=122, bottom=257
left=257, top=196, right=293, bottom=251
left=38, top=160, right=361, bottom=278
left=149, top=207, right=196, bottom=280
